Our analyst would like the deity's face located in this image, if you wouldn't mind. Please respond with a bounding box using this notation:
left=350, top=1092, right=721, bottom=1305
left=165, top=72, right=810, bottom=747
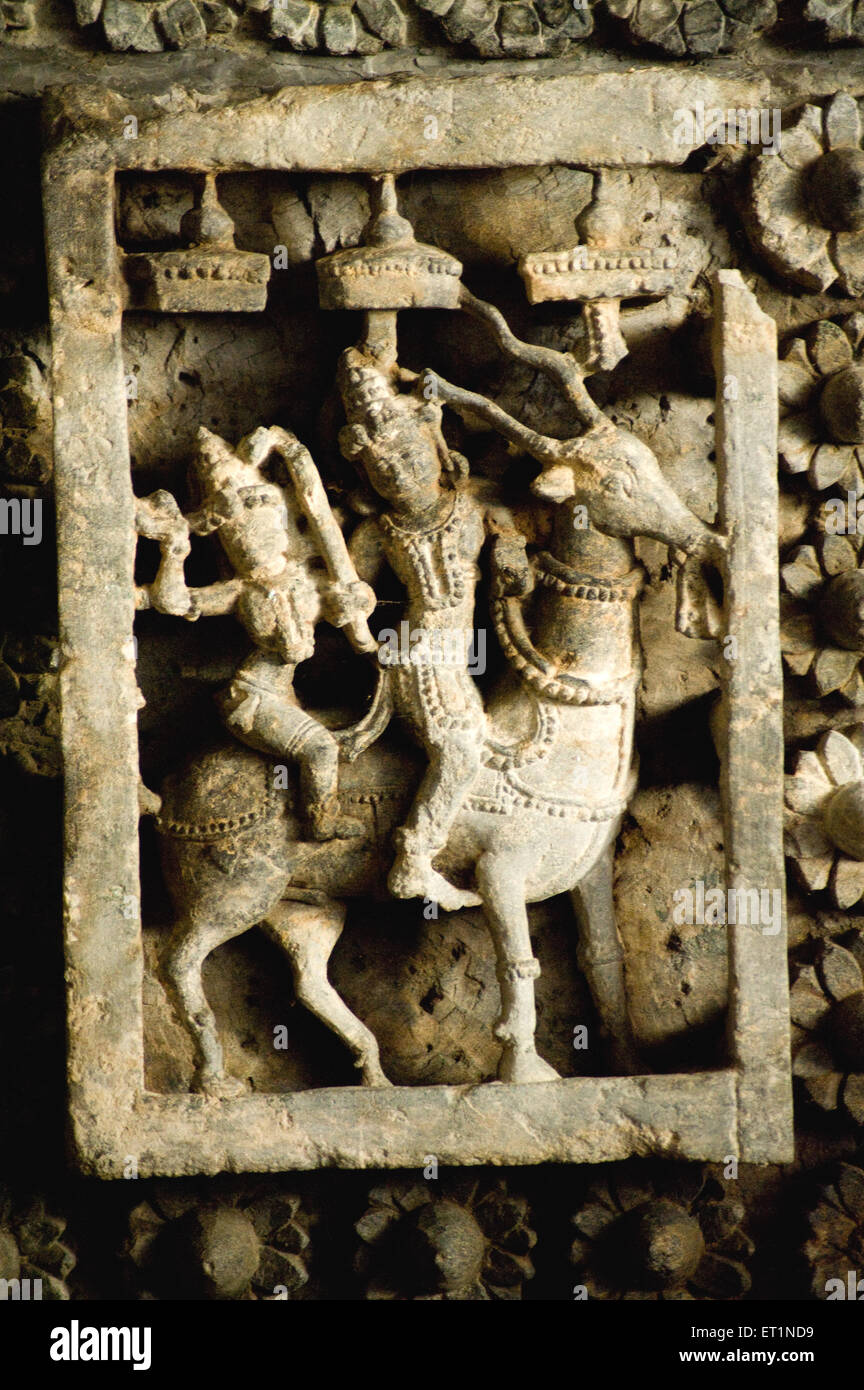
left=357, top=406, right=443, bottom=515
left=213, top=477, right=293, bottom=574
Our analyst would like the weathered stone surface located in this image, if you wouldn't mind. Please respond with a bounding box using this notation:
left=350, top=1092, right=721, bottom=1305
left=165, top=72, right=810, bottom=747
left=606, top=0, right=776, bottom=57
left=712, top=270, right=792, bottom=1163
left=41, top=81, right=793, bottom=1178
left=6, top=0, right=864, bottom=1312
left=744, top=94, right=864, bottom=297
left=59, top=71, right=769, bottom=173
left=615, top=784, right=728, bottom=1059
left=159, top=0, right=210, bottom=46
left=101, top=0, right=164, bottom=49
left=80, top=1072, right=739, bottom=1175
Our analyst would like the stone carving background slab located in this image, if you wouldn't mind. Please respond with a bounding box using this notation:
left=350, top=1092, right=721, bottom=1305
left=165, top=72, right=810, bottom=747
left=43, top=74, right=791, bottom=1176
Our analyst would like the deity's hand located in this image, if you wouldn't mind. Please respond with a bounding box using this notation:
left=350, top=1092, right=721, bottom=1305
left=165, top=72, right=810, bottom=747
left=134, top=490, right=189, bottom=546
left=135, top=490, right=193, bottom=617
left=322, top=579, right=377, bottom=629
left=491, top=534, right=534, bottom=599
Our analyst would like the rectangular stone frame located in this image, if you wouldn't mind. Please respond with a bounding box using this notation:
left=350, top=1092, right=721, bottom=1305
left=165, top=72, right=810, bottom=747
left=42, top=72, right=793, bottom=1177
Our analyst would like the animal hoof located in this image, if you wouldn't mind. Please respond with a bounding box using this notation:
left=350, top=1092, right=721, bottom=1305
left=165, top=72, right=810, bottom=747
left=361, top=1070, right=393, bottom=1088
left=498, top=1050, right=561, bottom=1084
left=193, top=1072, right=248, bottom=1099
left=354, top=1055, right=393, bottom=1087
left=431, top=877, right=483, bottom=913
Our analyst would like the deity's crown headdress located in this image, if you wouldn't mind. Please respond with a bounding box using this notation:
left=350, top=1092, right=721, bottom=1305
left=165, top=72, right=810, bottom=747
left=338, top=348, right=414, bottom=429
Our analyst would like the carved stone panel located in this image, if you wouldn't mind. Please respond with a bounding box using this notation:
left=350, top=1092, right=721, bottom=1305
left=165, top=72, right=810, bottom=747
left=43, top=72, right=792, bottom=1177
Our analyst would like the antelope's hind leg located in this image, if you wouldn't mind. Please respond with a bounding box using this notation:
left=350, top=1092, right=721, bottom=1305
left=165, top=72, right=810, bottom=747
left=570, top=834, right=643, bottom=1076
left=263, top=898, right=391, bottom=1088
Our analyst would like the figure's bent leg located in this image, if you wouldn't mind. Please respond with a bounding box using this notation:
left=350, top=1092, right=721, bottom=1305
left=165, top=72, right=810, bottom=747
left=570, top=830, right=642, bottom=1075
left=295, top=726, right=364, bottom=842
left=263, top=899, right=391, bottom=1087
left=476, top=851, right=560, bottom=1084
left=221, top=693, right=363, bottom=841
left=388, top=731, right=483, bottom=911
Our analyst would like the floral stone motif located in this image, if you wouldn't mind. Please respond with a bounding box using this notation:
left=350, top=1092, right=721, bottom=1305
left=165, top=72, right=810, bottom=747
left=780, top=520, right=864, bottom=704
left=354, top=1177, right=536, bottom=1299
left=124, top=1184, right=310, bottom=1299
left=604, top=0, right=776, bottom=57
left=790, top=935, right=864, bottom=1127
left=0, top=1188, right=76, bottom=1300
left=802, top=1162, right=864, bottom=1298
left=745, top=93, right=864, bottom=296
left=74, top=0, right=409, bottom=54
left=785, top=730, right=864, bottom=907
left=779, top=318, right=864, bottom=495
left=570, top=1163, right=754, bottom=1299
left=414, top=0, right=595, bottom=57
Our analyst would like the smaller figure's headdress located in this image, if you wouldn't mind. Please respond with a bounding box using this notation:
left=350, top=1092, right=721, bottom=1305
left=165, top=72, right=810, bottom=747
left=187, top=426, right=286, bottom=534
left=193, top=427, right=261, bottom=498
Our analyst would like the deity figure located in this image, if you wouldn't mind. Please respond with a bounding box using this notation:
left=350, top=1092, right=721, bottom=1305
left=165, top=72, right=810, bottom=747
left=338, top=346, right=531, bottom=910
left=137, top=176, right=732, bottom=1094
left=135, top=424, right=376, bottom=841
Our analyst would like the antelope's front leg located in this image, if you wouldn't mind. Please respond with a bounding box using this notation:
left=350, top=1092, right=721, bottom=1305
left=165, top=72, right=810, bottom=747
left=476, top=851, right=560, bottom=1084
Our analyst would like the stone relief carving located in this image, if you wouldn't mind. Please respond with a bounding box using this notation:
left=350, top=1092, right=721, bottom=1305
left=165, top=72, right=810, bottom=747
left=75, top=0, right=238, bottom=51
left=802, top=1162, right=864, bottom=1300
left=139, top=173, right=722, bottom=1094
left=414, top=0, right=595, bottom=57
left=804, top=0, right=864, bottom=42
left=569, top=1163, right=754, bottom=1300
left=781, top=517, right=864, bottom=707
left=605, top=0, right=776, bottom=57
left=789, top=931, right=864, bottom=1129
left=74, top=0, right=571, bottom=53
left=8, top=0, right=864, bottom=1312
left=778, top=317, right=864, bottom=496
left=60, top=0, right=817, bottom=56
left=257, top=0, right=408, bottom=50
left=42, top=73, right=792, bottom=1176
left=124, top=1182, right=310, bottom=1298
left=0, top=0, right=32, bottom=28
left=0, top=350, right=52, bottom=491
left=745, top=93, right=864, bottom=299
left=70, top=0, right=592, bottom=54
left=0, top=1188, right=76, bottom=1301
left=354, top=1176, right=536, bottom=1299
